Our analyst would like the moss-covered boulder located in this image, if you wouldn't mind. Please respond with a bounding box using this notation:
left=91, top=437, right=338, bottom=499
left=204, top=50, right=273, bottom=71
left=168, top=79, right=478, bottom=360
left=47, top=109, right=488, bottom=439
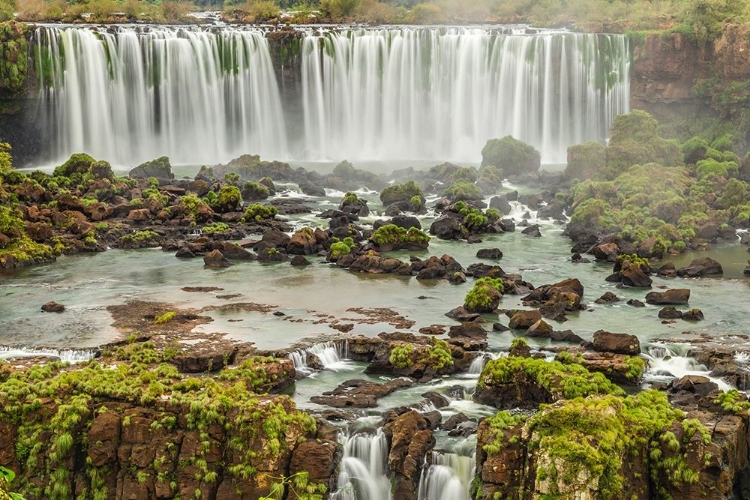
left=443, top=181, right=483, bottom=201
left=241, top=180, right=270, bottom=201
left=380, top=180, right=424, bottom=207
left=128, top=156, right=174, bottom=180
left=369, top=223, right=430, bottom=251
left=464, top=277, right=504, bottom=313
left=53, top=153, right=114, bottom=182
left=481, top=136, right=541, bottom=176
left=474, top=356, right=622, bottom=409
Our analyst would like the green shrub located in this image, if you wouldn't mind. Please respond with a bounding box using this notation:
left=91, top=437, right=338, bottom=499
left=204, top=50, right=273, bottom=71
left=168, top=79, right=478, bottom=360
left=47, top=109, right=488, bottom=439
left=464, top=277, right=504, bottom=313
left=241, top=181, right=270, bottom=201
left=153, top=311, right=176, bottom=325
left=444, top=181, right=483, bottom=201
left=566, top=141, right=607, bottom=180
left=681, top=136, right=709, bottom=165
left=380, top=180, right=423, bottom=206
left=203, top=222, right=230, bottom=236
left=242, top=204, right=278, bottom=222
left=389, top=343, right=414, bottom=369
left=481, top=136, right=541, bottom=176
left=370, top=224, right=430, bottom=248
left=212, top=186, right=242, bottom=213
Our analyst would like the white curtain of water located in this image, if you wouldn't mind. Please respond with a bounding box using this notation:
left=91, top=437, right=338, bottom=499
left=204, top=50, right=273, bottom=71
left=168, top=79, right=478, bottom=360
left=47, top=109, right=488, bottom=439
left=0, top=345, right=97, bottom=363
left=417, top=451, right=476, bottom=500
left=288, top=340, right=349, bottom=374
left=332, top=429, right=392, bottom=500
left=34, top=27, right=630, bottom=166
left=301, top=28, right=630, bottom=163
left=35, top=26, right=286, bottom=165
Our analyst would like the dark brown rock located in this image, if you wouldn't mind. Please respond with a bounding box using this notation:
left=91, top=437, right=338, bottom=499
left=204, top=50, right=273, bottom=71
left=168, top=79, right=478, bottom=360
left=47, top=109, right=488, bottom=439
left=41, top=301, right=65, bottom=313
left=592, top=330, right=641, bottom=356
left=645, top=288, right=690, bottom=305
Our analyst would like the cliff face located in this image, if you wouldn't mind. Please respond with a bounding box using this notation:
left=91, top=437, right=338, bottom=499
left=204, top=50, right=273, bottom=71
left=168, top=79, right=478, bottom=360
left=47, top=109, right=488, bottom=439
left=630, top=25, right=750, bottom=147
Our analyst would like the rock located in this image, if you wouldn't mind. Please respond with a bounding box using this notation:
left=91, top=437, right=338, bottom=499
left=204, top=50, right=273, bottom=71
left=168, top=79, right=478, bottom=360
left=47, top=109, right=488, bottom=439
left=203, top=250, right=231, bottom=268
left=441, top=413, right=470, bottom=432
left=645, top=288, right=690, bottom=305
left=627, top=299, right=646, bottom=308
left=476, top=248, right=503, bottom=260
left=41, top=301, right=65, bottom=313
left=430, top=215, right=462, bottom=240
left=299, top=180, right=326, bottom=196
left=492, top=323, right=509, bottom=332
left=445, top=307, right=481, bottom=322
left=127, top=208, right=151, bottom=222
left=618, top=261, right=653, bottom=288
left=310, top=378, right=413, bottom=408
left=592, top=242, right=619, bottom=262
left=670, top=375, right=718, bottom=396
left=489, top=195, right=511, bottom=215
left=521, top=224, right=541, bottom=237
left=657, top=262, right=676, bottom=277
left=385, top=410, right=435, bottom=500
left=447, top=322, right=487, bottom=340
left=290, top=255, right=311, bottom=267
left=508, top=310, right=542, bottom=329
left=421, top=391, right=450, bottom=409
left=289, top=439, right=339, bottom=488
left=568, top=351, right=646, bottom=385
left=129, top=156, right=174, bottom=179
left=218, top=242, right=254, bottom=260
left=525, top=319, right=553, bottom=337
left=509, top=340, right=531, bottom=358
left=549, top=330, right=584, bottom=343
left=682, top=308, right=704, bottom=321
left=591, top=330, right=640, bottom=356
left=422, top=410, right=442, bottom=430
left=594, top=292, right=621, bottom=304
left=676, top=257, right=723, bottom=277
left=175, top=247, right=196, bottom=259
left=658, top=307, right=683, bottom=319
left=287, top=229, right=318, bottom=255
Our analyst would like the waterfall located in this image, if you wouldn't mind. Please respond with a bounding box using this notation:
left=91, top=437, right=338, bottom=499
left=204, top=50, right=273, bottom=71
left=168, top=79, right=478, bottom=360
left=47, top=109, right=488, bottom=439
left=417, top=451, right=476, bottom=500
left=32, top=26, right=630, bottom=166
left=643, top=345, right=732, bottom=391
left=34, top=25, right=287, bottom=166
left=300, top=28, right=630, bottom=163
left=288, top=340, right=349, bottom=374
left=0, top=345, right=98, bottom=364
left=332, top=429, right=392, bottom=500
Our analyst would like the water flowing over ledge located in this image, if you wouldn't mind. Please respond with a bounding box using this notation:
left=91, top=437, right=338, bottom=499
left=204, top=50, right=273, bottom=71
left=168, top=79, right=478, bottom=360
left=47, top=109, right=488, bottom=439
left=32, top=25, right=630, bottom=165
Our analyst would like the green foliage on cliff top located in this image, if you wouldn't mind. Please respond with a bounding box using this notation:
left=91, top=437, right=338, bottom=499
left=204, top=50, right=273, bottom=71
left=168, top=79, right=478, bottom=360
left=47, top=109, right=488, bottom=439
left=478, top=356, right=624, bottom=399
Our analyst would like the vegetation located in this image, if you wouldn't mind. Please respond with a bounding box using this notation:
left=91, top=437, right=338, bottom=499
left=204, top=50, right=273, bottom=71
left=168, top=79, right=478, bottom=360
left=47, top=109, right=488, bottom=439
left=242, top=204, right=278, bottom=222
left=370, top=223, right=430, bottom=249
left=329, top=236, right=356, bottom=259
left=388, top=339, right=454, bottom=371
left=202, top=221, right=231, bottom=236
left=0, top=466, right=25, bottom=500
left=0, top=348, right=314, bottom=498
left=481, top=136, right=540, bottom=177
left=478, top=356, right=624, bottom=400
left=443, top=181, right=483, bottom=201
left=241, top=181, right=270, bottom=201
left=379, top=180, right=424, bottom=207
left=463, top=277, right=503, bottom=313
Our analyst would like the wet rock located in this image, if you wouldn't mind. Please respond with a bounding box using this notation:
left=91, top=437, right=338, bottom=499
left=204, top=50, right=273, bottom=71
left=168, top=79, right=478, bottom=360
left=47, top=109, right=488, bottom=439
left=175, top=246, right=197, bottom=259
left=289, top=439, right=339, bottom=491
left=217, top=241, right=254, bottom=260
left=421, top=391, right=450, bottom=409
left=498, top=218, right=515, bottom=232
left=525, top=319, right=553, bottom=337
left=203, top=250, right=231, bottom=268
left=645, top=288, right=690, bottom=305
left=592, top=242, right=619, bottom=262
left=658, top=307, right=684, bottom=319
left=445, top=306, right=481, bottom=322
left=682, top=308, right=704, bottom=321
left=492, top=322, right=509, bottom=332
left=489, top=195, right=511, bottom=215
left=129, top=156, right=174, bottom=180
left=549, top=330, right=584, bottom=343
left=422, top=410, right=442, bottom=430
left=310, top=378, right=413, bottom=408
left=561, top=351, right=646, bottom=385
left=385, top=410, right=435, bottom=500
left=617, top=260, right=653, bottom=288
left=299, top=180, right=326, bottom=196
left=592, top=330, right=640, bottom=356
left=595, top=292, right=621, bottom=304
left=429, top=214, right=462, bottom=240
left=669, top=375, right=718, bottom=396
left=441, top=413, right=470, bottom=432
left=676, top=257, right=723, bottom=277
left=476, top=248, right=503, bottom=260
left=657, top=262, right=676, bottom=277
left=374, top=214, right=421, bottom=231
left=41, top=301, right=65, bottom=313
left=290, top=255, right=311, bottom=267
left=627, top=299, right=646, bottom=308
left=447, top=322, right=487, bottom=340
left=521, top=224, right=541, bottom=237
left=508, top=310, right=542, bottom=329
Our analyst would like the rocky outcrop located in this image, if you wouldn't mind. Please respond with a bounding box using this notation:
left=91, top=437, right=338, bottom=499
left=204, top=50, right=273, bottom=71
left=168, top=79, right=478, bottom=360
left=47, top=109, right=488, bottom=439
left=383, top=410, right=435, bottom=500
left=591, top=330, right=641, bottom=356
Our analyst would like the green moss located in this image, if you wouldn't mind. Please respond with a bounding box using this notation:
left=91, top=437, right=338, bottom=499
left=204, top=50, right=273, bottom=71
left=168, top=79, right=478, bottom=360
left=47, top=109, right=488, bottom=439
left=713, top=389, right=750, bottom=413
left=202, top=222, right=230, bottom=236
left=478, top=356, right=623, bottom=399
left=481, top=136, right=541, bottom=176
left=329, top=241, right=353, bottom=259
left=624, top=356, right=646, bottom=382
left=0, top=22, right=29, bottom=93
left=380, top=180, right=423, bottom=206
left=464, top=277, right=504, bottom=313
left=153, top=311, right=177, bottom=325
left=482, top=411, right=525, bottom=455
left=389, top=343, right=414, bottom=369
left=211, top=185, right=242, bottom=213
left=370, top=224, right=430, bottom=249
left=242, top=204, right=278, bottom=222
left=444, top=181, right=483, bottom=201
left=565, top=141, right=607, bottom=181
left=241, top=181, right=270, bottom=201
left=179, top=194, right=211, bottom=221
left=388, top=339, right=454, bottom=371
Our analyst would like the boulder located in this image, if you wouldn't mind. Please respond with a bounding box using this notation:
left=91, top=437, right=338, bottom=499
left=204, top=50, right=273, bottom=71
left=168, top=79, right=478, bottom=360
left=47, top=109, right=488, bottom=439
left=521, top=224, right=541, bottom=237
left=41, top=301, right=65, bottom=313
left=676, top=257, right=723, bottom=277
left=129, top=156, right=174, bottom=179
left=508, top=310, right=542, bottom=329
left=476, top=248, right=503, bottom=260
left=658, top=307, right=683, bottom=319
left=429, top=215, right=462, bottom=240
left=447, top=322, right=487, bottom=340
left=203, top=250, right=231, bottom=268
left=645, top=289, right=690, bottom=305
left=594, top=292, right=621, bottom=304
left=591, top=330, right=640, bottom=356
left=525, top=319, right=553, bottom=337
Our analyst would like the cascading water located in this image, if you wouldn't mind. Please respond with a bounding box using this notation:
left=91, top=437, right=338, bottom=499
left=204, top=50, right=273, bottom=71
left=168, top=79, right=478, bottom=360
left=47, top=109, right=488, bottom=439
left=332, top=429, right=391, bottom=500
left=34, top=25, right=287, bottom=165
left=417, top=452, right=476, bottom=500
left=32, top=26, right=630, bottom=166
left=301, top=28, right=630, bottom=163
left=0, top=345, right=97, bottom=363
left=288, top=340, right=350, bottom=374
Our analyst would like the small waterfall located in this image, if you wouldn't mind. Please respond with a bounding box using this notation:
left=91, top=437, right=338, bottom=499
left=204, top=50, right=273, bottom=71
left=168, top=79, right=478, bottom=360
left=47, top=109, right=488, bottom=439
left=468, top=355, right=486, bottom=375
left=288, top=340, right=349, bottom=374
left=332, top=429, right=391, bottom=500
left=417, top=451, right=476, bottom=500
left=0, top=345, right=97, bottom=364
left=643, top=345, right=732, bottom=391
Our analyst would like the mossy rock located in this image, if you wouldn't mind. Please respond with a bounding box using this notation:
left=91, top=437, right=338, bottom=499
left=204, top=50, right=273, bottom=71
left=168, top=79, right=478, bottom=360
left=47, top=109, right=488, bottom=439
left=129, top=156, right=174, bottom=180
left=380, top=180, right=424, bottom=206
left=481, top=136, right=541, bottom=176
left=566, top=141, right=606, bottom=181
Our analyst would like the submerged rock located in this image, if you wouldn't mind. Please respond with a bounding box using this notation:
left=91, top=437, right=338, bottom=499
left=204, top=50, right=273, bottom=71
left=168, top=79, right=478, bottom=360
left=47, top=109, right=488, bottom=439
left=41, top=301, right=65, bottom=313
left=645, top=288, right=690, bottom=305
left=677, top=257, right=723, bottom=277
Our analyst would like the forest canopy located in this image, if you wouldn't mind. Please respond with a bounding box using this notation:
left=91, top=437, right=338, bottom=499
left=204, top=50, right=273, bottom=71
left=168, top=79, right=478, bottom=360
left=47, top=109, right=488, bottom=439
left=7, top=0, right=750, bottom=30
